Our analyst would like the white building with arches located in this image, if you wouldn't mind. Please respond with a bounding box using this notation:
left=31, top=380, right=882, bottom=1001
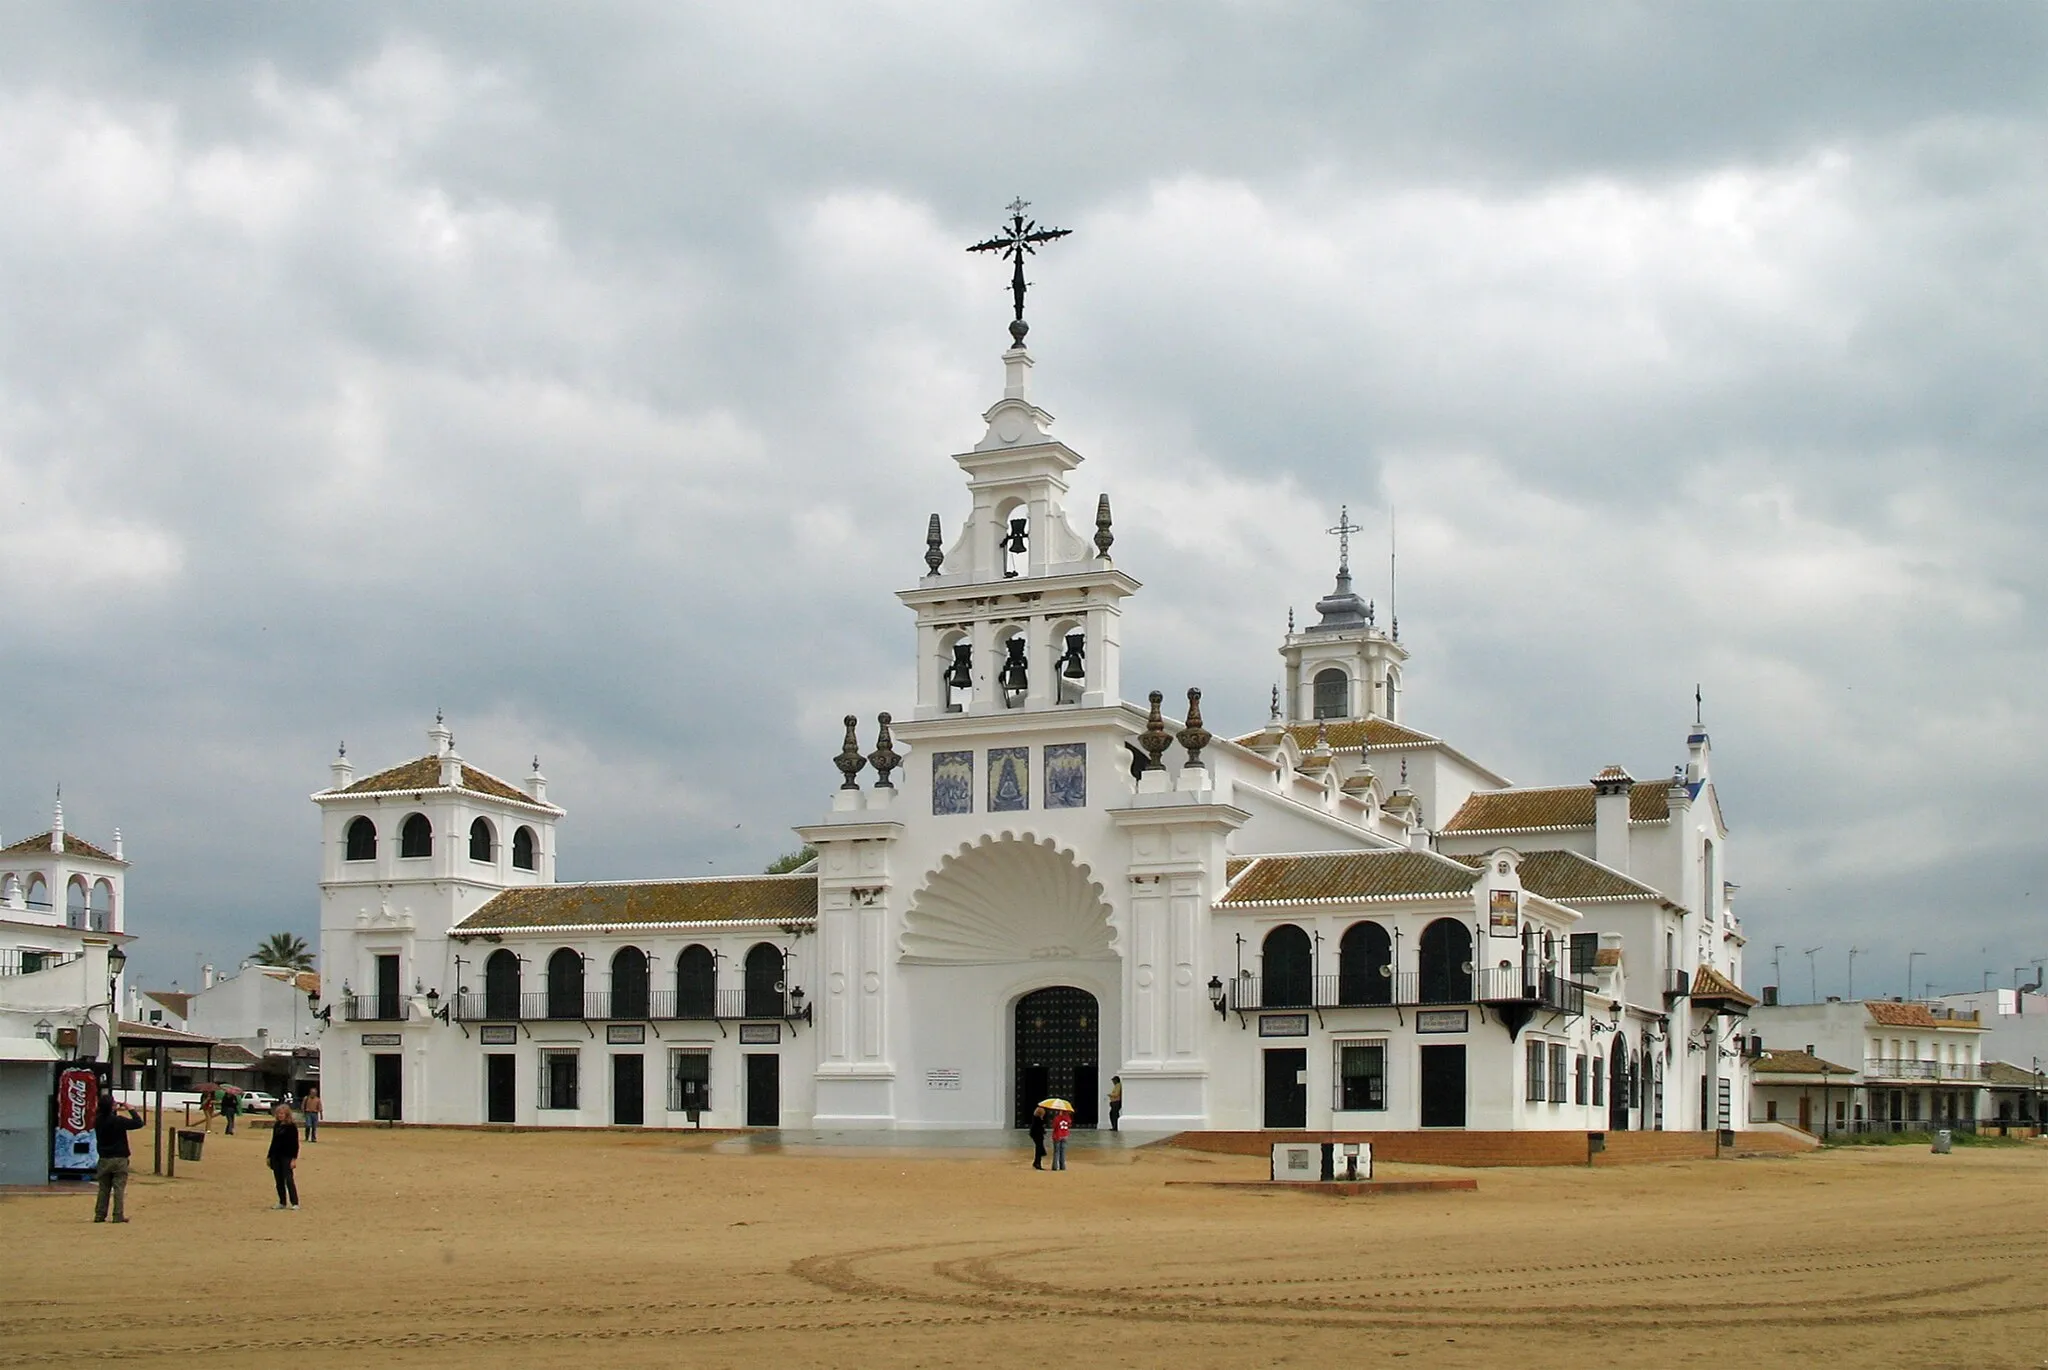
left=313, top=332, right=1751, bottom=1137
left=0, top=800, right=132, bottom=1057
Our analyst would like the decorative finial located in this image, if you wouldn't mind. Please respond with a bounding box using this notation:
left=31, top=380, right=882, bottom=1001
left=338, top=740, right=346, bottom=758
left=1287, top=607, right=1295, bottom=634
left=924, top=514, right=945, bottom=576
left=1314, top=720, right=1330, bottom=752
left=834, top=715, right=868, bottom=790
left=1327, top=504, right=1362, bottom=577
left=1138, top=692, right=1172, bottom=771
left=1093, top=494, right=1114, bottom=559
left=1401, top=757, right=1409, bottom=784
left=1269, top=684, right=1281, bottom=722
left=1177, top=688, right=1212, bottom=768
left=1695, top=683, right=1704, bottom=728
left=868, top=712, right=901, bottom=789
left=436, top=708, right=443, bottom=725
left=532, top=755, right=542, bottom=773
left=967, top=198, right=1072, bottom=348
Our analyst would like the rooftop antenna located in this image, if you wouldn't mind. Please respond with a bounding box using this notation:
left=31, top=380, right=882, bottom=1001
left=1907, top=950, right=1927, bottom=1001
left=1388, top=506, right=1399, bottom=641
left=1803, top=947, right=1823, bottom=1004
left=1772, top=945, right=1786, bottom=992
left=1847, top=946, right=1865, bottom=1000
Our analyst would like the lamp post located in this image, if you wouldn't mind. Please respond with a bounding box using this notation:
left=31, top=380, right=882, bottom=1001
left=105, top=943, right=127, bottom=1091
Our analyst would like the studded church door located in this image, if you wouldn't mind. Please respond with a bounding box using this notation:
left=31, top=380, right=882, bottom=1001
left=1014, top=987, right=1100, bottom=1128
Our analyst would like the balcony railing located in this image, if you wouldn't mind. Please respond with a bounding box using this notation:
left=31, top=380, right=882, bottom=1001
left=0, top=949, right=81, bottom=977
left=1864, top=1059, right=1988, bottom=1082
left=1227, top=969, right=1590, bottom=1016
left=452, top=987, right=789, bottom=1022
left=344, top=995, right=408, bottom=1022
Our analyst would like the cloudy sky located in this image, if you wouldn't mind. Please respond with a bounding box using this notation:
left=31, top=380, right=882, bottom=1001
left=3, top=4, right=2043, bottom=1001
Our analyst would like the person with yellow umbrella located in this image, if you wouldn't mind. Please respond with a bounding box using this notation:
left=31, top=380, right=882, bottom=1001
left=1040, top=1097, right=1074, bottom=1171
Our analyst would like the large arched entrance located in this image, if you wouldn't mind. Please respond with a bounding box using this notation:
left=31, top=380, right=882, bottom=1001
left=1014, top=986, right=1100, bottom=1129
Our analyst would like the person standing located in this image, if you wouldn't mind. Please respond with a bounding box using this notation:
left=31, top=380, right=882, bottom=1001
left=1108, top=1076, right=1123, bottom=1133
left=221, top=1087, right=240, bottom=1135
left=1028, top=1105, right=1048, bottom=1170
left=1051, top=1109, right=1072, bottom=1171
left=267, top=1101, right=301, bottom=1210
left=92, top=1092, right=146, bottom=1223
left=300, top=1088, right=322, bottom=1143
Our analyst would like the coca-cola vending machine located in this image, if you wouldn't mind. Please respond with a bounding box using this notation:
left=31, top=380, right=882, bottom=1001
left=53, top=1067, right=100, bottom=1177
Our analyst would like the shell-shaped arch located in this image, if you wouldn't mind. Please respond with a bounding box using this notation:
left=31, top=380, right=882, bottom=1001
left=901, top=833, right=1114, bottom=964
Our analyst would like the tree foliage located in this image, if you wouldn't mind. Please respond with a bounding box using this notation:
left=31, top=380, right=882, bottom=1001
left=764, top=846, right=818, bottom=874
left=251, top=932, right=315, bottom=970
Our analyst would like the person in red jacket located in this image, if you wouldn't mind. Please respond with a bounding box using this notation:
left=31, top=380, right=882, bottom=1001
left=1050, top=1109, right=1072, bottom=1170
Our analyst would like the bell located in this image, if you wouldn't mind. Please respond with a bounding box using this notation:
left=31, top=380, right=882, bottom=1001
left=1057, top=632, right=1086, bottom=679
left=999, top=637, right=1029, bottom=701
left=1001, top=516, right=1028, bottom=578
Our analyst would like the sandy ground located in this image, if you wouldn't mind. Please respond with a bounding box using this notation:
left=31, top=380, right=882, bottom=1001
left=5, top=1123, right=2046, bottom=1369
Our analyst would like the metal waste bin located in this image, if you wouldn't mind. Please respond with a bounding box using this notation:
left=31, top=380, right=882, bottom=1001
left=1932, top=1129, right=1952, bottom=1154
left=176, top=1130, right=206, bottom=1163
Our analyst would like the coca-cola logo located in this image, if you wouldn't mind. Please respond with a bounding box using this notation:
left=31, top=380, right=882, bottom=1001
left=57, top=1069, right=98, bottom=1131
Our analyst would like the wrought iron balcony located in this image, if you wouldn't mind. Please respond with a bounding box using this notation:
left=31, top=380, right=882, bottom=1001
left=343, top=994, right=408, bottom=1022
left=1225, top=969, right=1589, bottom=1018
left=1863, top=1058, right=1988, bottom=1083
left=452, top=987, right=791, bottom=1023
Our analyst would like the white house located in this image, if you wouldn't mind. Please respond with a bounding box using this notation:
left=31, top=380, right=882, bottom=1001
left=1748, top=998, right=1989, bottom=1133
left=0, top=801, right=132, bottom=1056
left=315, top=322, right=1752, bottom=1136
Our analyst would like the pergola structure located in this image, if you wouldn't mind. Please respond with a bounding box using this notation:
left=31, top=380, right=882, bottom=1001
left=112, top=1020, right=224, bottom=1176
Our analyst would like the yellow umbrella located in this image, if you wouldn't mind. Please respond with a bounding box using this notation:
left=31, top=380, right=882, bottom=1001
left=1038, top=1097, right=1074, bottom=1113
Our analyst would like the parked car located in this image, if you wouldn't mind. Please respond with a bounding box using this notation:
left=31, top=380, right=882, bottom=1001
left=238, top=1090, right=278, bottom=1113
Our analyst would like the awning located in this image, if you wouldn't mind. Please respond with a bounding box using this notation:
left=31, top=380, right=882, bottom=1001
left=0, top=1037, right=63, bottom=1062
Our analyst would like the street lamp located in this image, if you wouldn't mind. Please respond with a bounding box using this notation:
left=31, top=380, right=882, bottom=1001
left=1208, top=975, right=1227, bottom=1018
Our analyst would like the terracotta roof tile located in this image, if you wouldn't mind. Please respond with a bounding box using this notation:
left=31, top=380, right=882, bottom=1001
left=1689, top=965, right=1758, bottom=1007
left=0, top=831, right=125, bottom=864
left=454, top=876, right=818, bottom=932
left=1754, top=1048, right=1854, bottom=1077
left=1446, top=850, right=1663, bottom=902
left=1982, top=1060, right=2046, bottom=1087
left=1442, top=780, right=1671, bottom=833
left=336, top=756, right=546, bottom=808
left=1229, top=718, right=1441, bottom=751
left=1865, top=1000, right=1984, bottom=1030
left=1216, top=851, right=1476, bottom=905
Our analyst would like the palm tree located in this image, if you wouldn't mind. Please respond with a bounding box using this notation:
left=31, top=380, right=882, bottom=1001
left=251, top=932, right=315, bottom=971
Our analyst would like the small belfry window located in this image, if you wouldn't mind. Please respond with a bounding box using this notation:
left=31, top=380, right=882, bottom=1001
left=512, top=826, right=537, bottom=871
left=468, top=817, right=495, bottom=863
left=399, top=813, right=432, bottom=859
left=344, top=817, right=377, bottom=862
left=1313, top=668, right=1348, bottom=720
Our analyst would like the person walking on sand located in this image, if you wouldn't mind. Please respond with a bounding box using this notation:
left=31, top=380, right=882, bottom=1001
left=198, top=1086, right=217, bottom=1133
left=301, top=1087, right=321, bottom=1143
left=267, top=1101, right=301, bottom=1210
left=1051, top=1108, right=1072, bottom=1171
left=1108, top=1076, right=1122, bottom=1133
left=92, top=1091, right=146, bottom=1223
left=1028, top=1105, right=1048, bottom=1170
left=221, top=1086, right=240, bottom=1135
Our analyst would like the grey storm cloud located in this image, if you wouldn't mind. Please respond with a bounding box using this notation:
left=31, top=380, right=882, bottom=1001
left=0, top=3, right=2042, bottom=998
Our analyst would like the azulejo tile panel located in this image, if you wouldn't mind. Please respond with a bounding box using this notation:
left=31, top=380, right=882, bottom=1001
left=932, top=750, right=974, bottom=815
left=1044, top=742, right=1087, bottom=808
left=988, top=746, right=1029, bottom=812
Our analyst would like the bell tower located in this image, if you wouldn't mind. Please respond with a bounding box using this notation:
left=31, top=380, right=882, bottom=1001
left=1279, top=506, right=1409, bottom=725
left=899, top=344, right=1139, bottom=718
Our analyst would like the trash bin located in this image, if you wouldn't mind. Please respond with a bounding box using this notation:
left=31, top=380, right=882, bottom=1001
left=1932, top=1129, right=1952, bottom=1154
left=176, top=1130, right=206, bottom=1163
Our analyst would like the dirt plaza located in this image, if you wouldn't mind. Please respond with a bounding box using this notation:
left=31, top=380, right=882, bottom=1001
left=5, top=1125, right=2045, bottom=1369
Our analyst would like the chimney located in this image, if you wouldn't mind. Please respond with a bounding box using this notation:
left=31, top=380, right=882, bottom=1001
left=112, top=828, right=123, bottom=861
left=331, top=742, right=354, bottom=791
left=202, top=964, right=215, bottom=990
left=439, top=740, right=463, bottom=789
left=51, top=793, right=64, bottom=853
left=429, top=711, right=453, bottom=757
left=1591, top=766, right=1632, bottom=872
left=526, top=756, right=547, bottom=803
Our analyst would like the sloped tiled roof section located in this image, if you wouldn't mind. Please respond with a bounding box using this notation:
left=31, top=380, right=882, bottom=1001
left=1689, top=965, right=1758, bottom=1008
left=0, top=831, right=126, bottom=864
left=1442, top=780, right=1671, bottom=833
left=144, top=991, right=193, bottom=1018
left=455, top=875, right=819, bottom=933
left=337, top=756, right=544, bottom=807
left=1217, top=851, right=1476, bottom=905
left=1754, top=1048, right=1855, bottom=1077
left=1865, top=1000, right=1984, bottom=1030
left=1446, top=850, right=1663, bottom=902
left=1982, top=1060, right=2046, bottom=1087
left=1230, top=718, right=1441, bottom=751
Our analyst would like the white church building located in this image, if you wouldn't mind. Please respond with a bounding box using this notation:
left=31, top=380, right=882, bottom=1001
left=316, top=318, right=1752, bottom=1137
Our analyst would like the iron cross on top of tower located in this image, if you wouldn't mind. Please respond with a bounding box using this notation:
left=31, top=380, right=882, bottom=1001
left=967, top=198, right=1072, bottom=348
left=1327, top=504, right=1362, bottom=575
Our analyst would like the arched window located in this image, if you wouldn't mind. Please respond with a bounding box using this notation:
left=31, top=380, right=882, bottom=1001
left=399, top=813, right=433, bottom=859
left=25, top=874, right=48, bottom=910
left=1261, top=924, right=1313, bottom=1008
left=546, top=948, right=585, bottom=1019
left=1313, top=668, right=1348, bottom=720
left=89, top=880, right=114, bottom=933
left=676, top=945, right=716, bottom=1018
left=483, top=949, right=521, bottom=1019
left=1418, top=917, right=1474, bottom=1004
left=1381, top=669, right=1398, bottom=721
left=743, top=943, right=785, bottom=1019
left=610, top=946, right=650, bottom=1020
left=66, top=878, right=88, bottom=930
left=1338, top=920, right=1392, bottom=1005
left=344, top=816, right=377, bottom=862
left=468, top=817, right=495, bottom=863
left=511, top=826, right=537, bottom=871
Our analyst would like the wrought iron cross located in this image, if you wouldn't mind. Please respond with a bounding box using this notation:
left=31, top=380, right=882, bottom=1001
left=967, top=198, right=1072, bottom=347
left=1327, top=504, right=1362, bottom=575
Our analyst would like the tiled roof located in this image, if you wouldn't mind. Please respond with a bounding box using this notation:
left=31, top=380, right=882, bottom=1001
left=1217, top=851, right=1476, bottom=905
left=454, top=876, right=819, bottom=933
left=1754, top=1048, right=1854, bottom=1077
left=144, top=991, right=193, bottom=1018
left=336, top=756, right=544, bottom=807
left=1865, top=1001, right=1984, bottom=1030
left=1442, top=780, right=1671, bottom=833
left=1690, top=965, right=1758, bottom=1007
left=1225, top=858, right=1254, bottom=881
left=1229, top=718, right=1441, bottom=751
left=0, top=831, right=125, bottom=864
left=1446, top=850, right=1663, bottom=902
left=1982, top=1060, right=2046, bottom=1087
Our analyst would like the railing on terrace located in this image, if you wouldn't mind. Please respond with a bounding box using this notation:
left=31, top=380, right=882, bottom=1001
left=1863, top=1059, right=1989, bottom=1082
left=343, top=995, right=408, bottom=1022
left=452, top=987, right=789, bottom=1022
left=0, top=949, right=81, bottom=977
left=1226, top=970, right=1590, bottom=1016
